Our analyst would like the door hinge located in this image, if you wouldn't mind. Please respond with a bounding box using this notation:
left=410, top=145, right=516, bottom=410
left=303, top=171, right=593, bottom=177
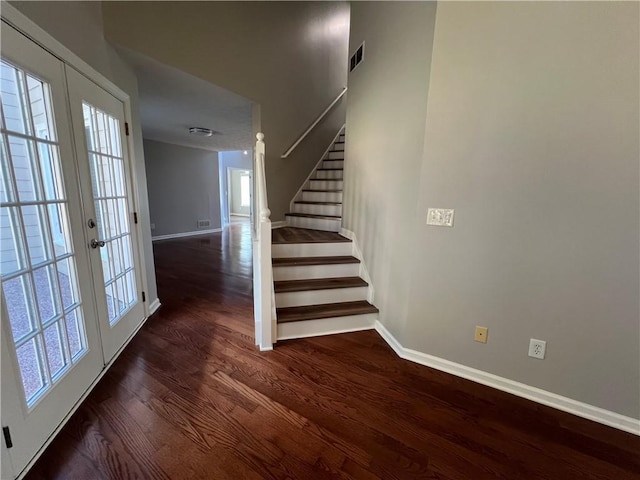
left=133, top=212, right=138, bottom=224
left=142, top=291, right=146, bottom=302
left=125, top=122, right=130, bottom=136
left=3, top=426, right=13, bottom=449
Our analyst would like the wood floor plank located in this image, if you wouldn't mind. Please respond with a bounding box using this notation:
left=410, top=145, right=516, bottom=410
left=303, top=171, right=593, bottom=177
left=24, top=221, right=640, bottom=480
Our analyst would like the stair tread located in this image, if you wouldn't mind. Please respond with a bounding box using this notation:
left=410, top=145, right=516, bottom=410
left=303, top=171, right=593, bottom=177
left=310, top=179, right=343, bottom=182
left=294, top=201, right=342, bottom=205
left=275, top=276, right=367, bottom=293
left=272, top=227, right=351, bottom=244
left=317, top=168, right=344, bottom=171
left=285, top=212, right=342, bottom=220
left=302, top=189, right=343, bottom=192
left=273, top=255, right=360, bottom=267
left=277, top=300, right=378, bottom=323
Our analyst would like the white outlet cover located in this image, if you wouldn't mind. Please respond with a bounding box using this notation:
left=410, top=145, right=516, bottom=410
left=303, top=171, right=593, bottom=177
left=528, top=338, right=546, bottom=359
left=427, top=208, right=455, bottom=227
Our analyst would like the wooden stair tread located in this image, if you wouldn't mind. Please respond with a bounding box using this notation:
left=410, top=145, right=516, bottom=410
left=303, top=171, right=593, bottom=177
left=302, top=189, right=342, bottom=192
left=273, top=256, right=360, bottom=267
left=277, top=300, right=379, bottom=323
left=272, top=227, right=351, bottom=244
left=294, top=201, right=342, bottom=205
left=275, top=277, right=368, bottom=293
left=285, top=212, right=341, bottom=220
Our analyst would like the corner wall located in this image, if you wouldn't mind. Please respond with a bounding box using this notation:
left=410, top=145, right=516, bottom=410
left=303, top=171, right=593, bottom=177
left=346, top=1, right=640, bottom=420
left=143, top=140, right=220, bottom=238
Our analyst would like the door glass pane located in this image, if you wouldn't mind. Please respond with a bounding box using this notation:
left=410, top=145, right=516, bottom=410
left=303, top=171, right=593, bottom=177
left=1, top=60, right=88, bottom=406
left=82, top=102, right=137, bottom=326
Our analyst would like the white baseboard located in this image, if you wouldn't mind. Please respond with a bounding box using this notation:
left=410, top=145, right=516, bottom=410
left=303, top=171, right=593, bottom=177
left=148, top=298, right=161, bottom=316
left=152, top=228, right=222, bottom=241
left=271, top=221, right=286, bottom=229
left=374, top=321, right=640, bottom=436
left=230, top=213, right=250, bottom=217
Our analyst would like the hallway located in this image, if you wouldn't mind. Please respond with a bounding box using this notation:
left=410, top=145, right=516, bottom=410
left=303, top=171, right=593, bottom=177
left=24, top=222, right=639, bottom=479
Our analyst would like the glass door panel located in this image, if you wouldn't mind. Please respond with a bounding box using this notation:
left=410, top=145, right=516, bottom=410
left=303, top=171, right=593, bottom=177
left=66, top=67, right=145, bottom=364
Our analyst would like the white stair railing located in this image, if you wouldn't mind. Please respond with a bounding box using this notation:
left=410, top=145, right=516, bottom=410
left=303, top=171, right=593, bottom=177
left=253, top=133, right=275, bottom=350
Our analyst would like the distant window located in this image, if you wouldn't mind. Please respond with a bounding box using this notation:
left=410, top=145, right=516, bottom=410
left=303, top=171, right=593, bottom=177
left=240, top=175, right=250, bottom=207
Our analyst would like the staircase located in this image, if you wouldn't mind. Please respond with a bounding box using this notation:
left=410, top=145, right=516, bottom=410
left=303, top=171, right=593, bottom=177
left=285, top=131, right=346, bottom=232
left=273, top=130, right=379, bottom=340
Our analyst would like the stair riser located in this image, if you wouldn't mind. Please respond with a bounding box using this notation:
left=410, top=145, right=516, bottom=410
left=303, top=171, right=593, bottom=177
left=332, top=143, right=345, bottom=151
left=309, top=180, right=343, bottom=190
left=277, top=313, right=376, bottom=341
left=272, top=242, right=352, bottom=258
left=327, top=151, right=344, bottom=160
left=287, top=215, right=341, bottom=232
left=292, top=203, right=342, bottom=216
left=276, top=286, right=368, bottom=308
left=338, top=134, right=346, bottom=142
left=322, top=160, right=344, bottom=169
left=273, top=263, right=359, bottom=281
left=315, top=170, right=343, bottom=180
left=302, top=191, right=343, bottom=203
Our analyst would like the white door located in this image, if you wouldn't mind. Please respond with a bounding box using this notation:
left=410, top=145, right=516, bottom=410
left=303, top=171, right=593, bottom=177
left=65, top=68, right=146, bottom=363
left=0, top=24, right=104, bottom=477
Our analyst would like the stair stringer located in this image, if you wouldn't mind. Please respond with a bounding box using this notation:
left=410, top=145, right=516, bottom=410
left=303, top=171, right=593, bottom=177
left=288, top=125, right=346, bottom=215
left=340, top=228, right=375, bottom=304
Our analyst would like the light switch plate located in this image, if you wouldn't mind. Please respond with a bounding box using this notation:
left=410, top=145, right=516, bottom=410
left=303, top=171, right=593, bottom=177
left=427, top=208, right=455, bottom=227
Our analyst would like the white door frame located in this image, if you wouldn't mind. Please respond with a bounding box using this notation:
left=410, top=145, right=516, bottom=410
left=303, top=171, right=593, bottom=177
left=0, top=5, right=155, bottom=479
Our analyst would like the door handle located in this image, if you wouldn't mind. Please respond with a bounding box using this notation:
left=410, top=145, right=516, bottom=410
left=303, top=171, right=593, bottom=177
left=90, top=239, right=106, bottom=249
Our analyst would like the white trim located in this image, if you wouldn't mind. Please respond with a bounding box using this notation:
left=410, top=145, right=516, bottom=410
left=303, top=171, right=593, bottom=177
left=230, top=213, right=250, bottom=218
left=289, top=125, right=346, bottom=214
left=374, top=321, right=640, bottom=436
left=281, top=89, right=347, bottom=158
left=278, top=314, right=377, bottom=341
left=148, top=298, right=161, bottom=316
left=152, top=228, right=222, bottom=241
left=271, top=221, right=286, bottom=229
left=340, top=228, right=374, bottom=303
left=16, top=313, right=152, bottom=480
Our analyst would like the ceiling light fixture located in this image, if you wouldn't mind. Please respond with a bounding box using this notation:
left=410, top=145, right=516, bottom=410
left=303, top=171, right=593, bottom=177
left=189, top=127, right=214, bottom=137
left=243, top=150, right=248, bottom=155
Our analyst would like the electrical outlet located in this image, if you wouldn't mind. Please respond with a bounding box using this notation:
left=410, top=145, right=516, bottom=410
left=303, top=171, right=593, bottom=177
left=474, top=326, right=488, bottom=343
left=426, top=208, right=455, bottom=227
left=528, top=339, right=546, bottom=359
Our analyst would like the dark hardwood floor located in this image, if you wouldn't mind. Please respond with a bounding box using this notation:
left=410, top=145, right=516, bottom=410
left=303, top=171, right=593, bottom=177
left=25, top=222, right=640, bottom=479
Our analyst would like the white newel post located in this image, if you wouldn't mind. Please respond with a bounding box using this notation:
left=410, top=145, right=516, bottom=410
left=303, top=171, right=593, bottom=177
left=254, top=133, right=274, bottom=351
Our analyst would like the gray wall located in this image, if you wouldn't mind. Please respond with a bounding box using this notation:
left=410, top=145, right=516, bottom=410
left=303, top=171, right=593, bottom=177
left=10, top=0, right=159, bottom=305
left=102, top=1, right=350, bottom=221
left=343, top=1, right=438, bottom=345
left=345, top=1, right=640, bottom=418
left=144, top=139, right=221, bottom=237
left=219, top=150, right=253, bottom=228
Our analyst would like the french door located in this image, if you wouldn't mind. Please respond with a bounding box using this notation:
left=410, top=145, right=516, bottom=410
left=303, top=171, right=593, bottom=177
left=1, top=24, right=145, bottom=479
left=66, top=68, right=145, bottom=364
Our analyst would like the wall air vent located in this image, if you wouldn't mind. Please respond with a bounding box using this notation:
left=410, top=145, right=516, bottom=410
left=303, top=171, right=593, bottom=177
left=197, top=219, right=211, bottom=228
left=349, top=42, right=365, bottom=72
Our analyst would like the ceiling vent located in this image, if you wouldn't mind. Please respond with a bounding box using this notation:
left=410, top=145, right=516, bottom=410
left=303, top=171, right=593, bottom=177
left=349, top=42, right=365, bottom=72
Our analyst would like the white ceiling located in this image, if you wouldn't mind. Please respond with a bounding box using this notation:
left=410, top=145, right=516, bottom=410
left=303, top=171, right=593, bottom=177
left=117, top=48, right=253, bottom=152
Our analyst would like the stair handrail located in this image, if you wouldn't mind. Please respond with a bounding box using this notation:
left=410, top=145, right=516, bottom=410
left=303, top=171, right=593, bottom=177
left=280, top=87, right=347, bottom=158
left=254, top=132, right=275, bottom=350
